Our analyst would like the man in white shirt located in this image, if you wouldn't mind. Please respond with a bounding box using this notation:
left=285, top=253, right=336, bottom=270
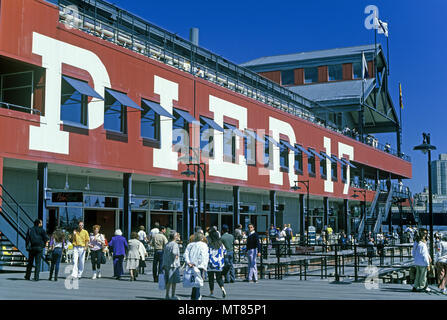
left=150, top=222, right=160, bottom=240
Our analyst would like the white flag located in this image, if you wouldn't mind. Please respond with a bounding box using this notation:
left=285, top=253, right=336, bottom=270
left=362, top=52, right=369, bottom=79
left=377, top=19, right=388, bottom=37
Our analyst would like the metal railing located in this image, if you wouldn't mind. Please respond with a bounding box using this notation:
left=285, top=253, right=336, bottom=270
left=0, top=102, right=41, bottom=116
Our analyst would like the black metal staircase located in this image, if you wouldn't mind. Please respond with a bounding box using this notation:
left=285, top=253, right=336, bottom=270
left=0, top=183, right=48, bottom=271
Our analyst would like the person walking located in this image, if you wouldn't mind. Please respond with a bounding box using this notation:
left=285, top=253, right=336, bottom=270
left=25, top=219, right=49, bottom=281
left=70, top=221, right=89, bottom=279
left=150, top=225, right=168, bottom=282
left=126, top=232, right=143, bottom=281
left=366, top=236, right=375, bottom=265
left=234, top=224, right=243, bottom=242
left=138, top=226, right=148, bottom=249
left=412, top=228, right=432, bottom=292
left=268, top=224, right=278, bottom=245
left=221, top=225, right=235, bottom=283
left=89, top=225, right=105, bottom=280
left=207, top=228, right=227, bottom=298
left=184, top=232, right=209, bottom=300
left=244, top=223, right=261, bottom=283
left=284, top=224, right=293, bottom=256
left=48, top=228, right=66, bottom=281
left=435, top=234, right=447, bottom=294
left=162, top=230, right=181, bottom=300
left=109, top=229, right=128, bottom=280
left=150, top=222, right=160, bottom=240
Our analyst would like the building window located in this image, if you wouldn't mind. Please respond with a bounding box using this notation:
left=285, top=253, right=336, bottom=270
left=331, top=161, right=338, bottom=181
left=353, top=62, right=362, bottom=79
left=172, top=110, right=189, bottom=148
left=281, top=69, right=295, bottom=85
left=244, top=130, right=256, bottom=166
left=104, top=90, right=127, bottom=134
left=308, top=154, right=315, bottom=176
left=304, top=67, right=318, bottom=84
left=320, top=156, right=327, bottom=178
left=200, top=119, right=215, bottom=159
left=264, top=135, right=273, bottom=168
left=0, top=71, right=33, bottom=113
left=279, top=140, right=289, bottom=172
left=294, top=144, right=303, bottom=174
left=140, top=102, right=160, bottom=142
left=60, top=77, right=88, bottom=126
left=328, top=64, right=342, bottom=81
left=223, top=123, right=236, bottom=163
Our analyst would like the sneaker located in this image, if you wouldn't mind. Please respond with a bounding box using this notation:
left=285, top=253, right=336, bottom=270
left=422, top=287, right=431, bottom=293
left=442, top=288, right=447, bottom=295
left=222, top=288, right=227, bottom=298
left=97, top=271, right=101, bottom=278
left=92, top=272, right=97, bottom=280
left=198, top=295, right=202, bottom=300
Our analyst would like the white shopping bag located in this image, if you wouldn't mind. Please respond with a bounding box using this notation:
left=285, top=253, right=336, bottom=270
left=183, top=266, right=203, bottom=288
left=158, top=272, right=165, bottom=290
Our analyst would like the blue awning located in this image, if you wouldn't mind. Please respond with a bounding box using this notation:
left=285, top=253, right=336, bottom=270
left=244, top=129, right=264, bottom=143
left=141, top=99, right=174, bottom=119
left=105, top=88, right=142, bottom=110
left=320, top=151, right=336, bottom=163
left=308, top=148, right=325, bottom=161
left=62, top=76, right=103, bottom=100
left=340, top=158, right=357, bottom=168
left=280, top=140, right=299, bottom=153
left=295, top=144, right=313, bottom=157
left=200, top=116, right=224, bottom=132
left=331, top=155, right=345, bottom=165
left=173, top=108, right=199, bottom=124
left=266, top=135, right=280, bottom=147
left=224, top=123, right=245, bottom=138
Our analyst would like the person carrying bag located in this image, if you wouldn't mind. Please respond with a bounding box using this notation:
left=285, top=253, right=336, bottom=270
left=183, top=232, right=209, bottom=300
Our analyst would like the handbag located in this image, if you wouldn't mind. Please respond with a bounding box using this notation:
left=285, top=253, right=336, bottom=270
left=158, top=272, right=166, bottom=290
left=428, top=264, right=436, bottom=279
left=45, top=248, right=53, bottom=262
left=183, top=266, right=203, bottom=288
left=100, top=253, right=107, bottom=264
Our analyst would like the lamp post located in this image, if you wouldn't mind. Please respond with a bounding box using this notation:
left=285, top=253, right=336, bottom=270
left=352, top=189, right=367, bottom=240
left=180, top=147, right=207, bottom=232
left=413, top=132, right=436, bottom=259
left=291, top=180, right=310, bottom=246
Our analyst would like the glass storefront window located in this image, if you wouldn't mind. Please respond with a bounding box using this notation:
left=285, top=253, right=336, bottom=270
left=59, top=207, right=83, bottom=231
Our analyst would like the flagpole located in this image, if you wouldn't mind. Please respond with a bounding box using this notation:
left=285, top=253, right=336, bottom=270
left=387, top=31, right=390, bottom=76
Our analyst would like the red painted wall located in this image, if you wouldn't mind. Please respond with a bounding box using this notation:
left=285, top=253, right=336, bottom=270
left=0, top=0, right=411, bottom=200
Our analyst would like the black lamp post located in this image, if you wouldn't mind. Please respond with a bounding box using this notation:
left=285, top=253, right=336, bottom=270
left=291, top=180, right=309, bottom=246
left=352, top=189, right=367, bottom=240
left=413, top=132, right=436, bottom=259
left=180, top=147, right=207, bottom=232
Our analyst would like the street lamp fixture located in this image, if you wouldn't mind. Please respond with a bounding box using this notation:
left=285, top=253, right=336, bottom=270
left=413, top=132, right=436, bottom=260
left=291, top=180, right=310, bottom=246
left=180, top=147, right=207, bottom=232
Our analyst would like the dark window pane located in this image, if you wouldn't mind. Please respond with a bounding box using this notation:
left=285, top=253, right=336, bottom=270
left=280, top=140, right=289, bottom=170
left=308, top=155, right=315, bottom=174
left=353, top=62, right=362, bottom=79
left=304, top=67, right=318, bottom=84
left=328, top=65, right=342, bottom=81
left=104, top=95, right=126, bottom=133
left=141, top=107, right=159, bottom=140
left=281, top=69, right=294, bottom=85
left=244, top=131, right=256, bottom=165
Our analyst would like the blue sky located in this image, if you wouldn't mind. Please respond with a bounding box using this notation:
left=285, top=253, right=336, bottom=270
left=112, top=0, right=446, bottom=194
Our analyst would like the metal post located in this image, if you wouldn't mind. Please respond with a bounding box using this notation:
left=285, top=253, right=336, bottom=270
left=37, top=163, right=48, bottom=231
left=182, top=180, right=190, bottom=241
left=334, top=244, right=339, bottom=281
left=196, top=165, right=201, bottom=230
left=233, top=186, right=240, bottom=231
left=202, top=163, right=206, bottom=230
left=428, top=149, right=434, bottom=260
left=354, top=242, right=358, bottom=281
left=123, top=173, right=132, bottom=239
left=299, top=194, right=305, bottom=246
left=270, top=190, right=276, bottom=227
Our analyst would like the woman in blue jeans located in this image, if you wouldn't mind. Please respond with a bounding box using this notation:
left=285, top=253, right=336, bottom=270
left=49, top=229, right=66, bottom=281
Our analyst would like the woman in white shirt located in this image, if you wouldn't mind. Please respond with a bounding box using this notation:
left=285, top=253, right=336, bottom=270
left=88, top=225, right=105, bottom=279
left=412, top=229, right=432, bottom=292
left=48, top=229, right=67, bottom=281
left=184, top=232, right=209, bottom=300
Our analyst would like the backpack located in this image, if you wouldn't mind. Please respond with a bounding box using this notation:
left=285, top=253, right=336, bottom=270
left=269, top=228, right=277, bottom=238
